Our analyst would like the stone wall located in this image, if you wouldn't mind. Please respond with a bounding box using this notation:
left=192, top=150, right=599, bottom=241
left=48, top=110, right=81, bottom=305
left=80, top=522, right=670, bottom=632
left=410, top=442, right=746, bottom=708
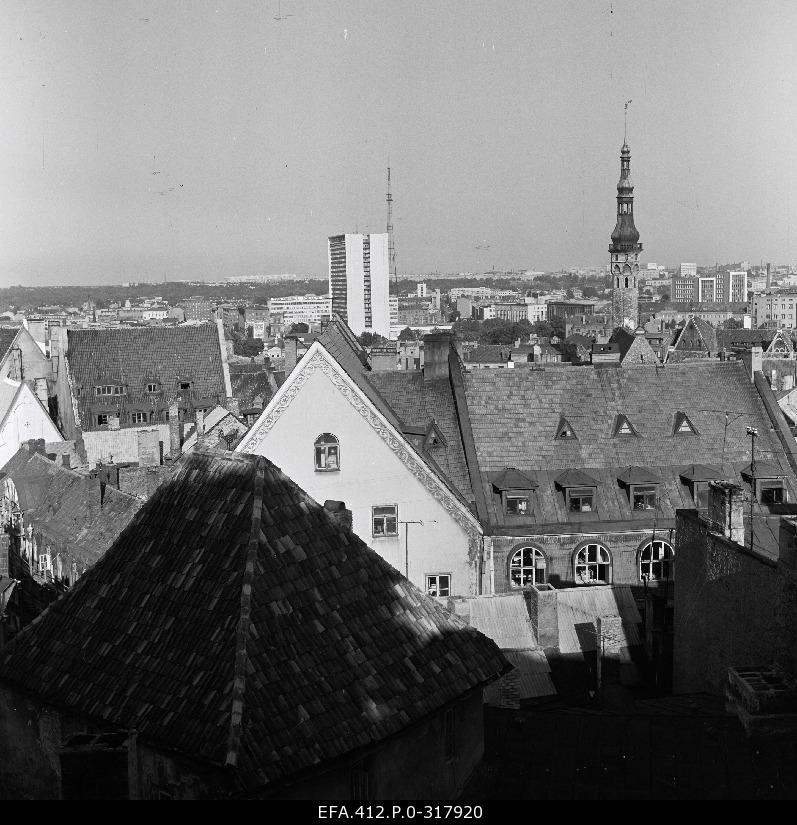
left=673, top=509, right=782, bottom=695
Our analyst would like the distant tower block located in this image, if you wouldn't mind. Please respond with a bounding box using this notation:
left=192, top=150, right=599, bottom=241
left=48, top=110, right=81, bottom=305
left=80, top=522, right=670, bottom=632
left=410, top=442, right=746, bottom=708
left=609, top=139, right=643, bottom=330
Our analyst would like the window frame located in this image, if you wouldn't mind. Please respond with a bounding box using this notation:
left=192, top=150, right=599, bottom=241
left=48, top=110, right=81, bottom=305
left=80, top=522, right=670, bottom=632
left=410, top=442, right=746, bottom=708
left=639, top=540, right=674, bottom=582
left=146, top=382, right=160, bottom=393
left=96, top=413, right=110, bottom=426
left=574, top=542, right=612, bottom=585
left=566, top=486, right=596, bottom=513
left=508, top=546, right=547, bottom=588
left=372, top=504, right=398, bottom=538
left=630, top=483, right=658, bottom=511
left=426, top=573, right=451, bottom=597
left=314, top=433, right=340, bottom=472
left=130, top=411, right=149, bottom=425
left=505, top=494, right=530, bottom=516
left=759, top=480, right=786, bottom=505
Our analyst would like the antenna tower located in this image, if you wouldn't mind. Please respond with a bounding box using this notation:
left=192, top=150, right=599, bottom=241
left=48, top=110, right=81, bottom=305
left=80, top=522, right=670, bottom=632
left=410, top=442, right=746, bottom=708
left=386, top=166, right=397, bottom=289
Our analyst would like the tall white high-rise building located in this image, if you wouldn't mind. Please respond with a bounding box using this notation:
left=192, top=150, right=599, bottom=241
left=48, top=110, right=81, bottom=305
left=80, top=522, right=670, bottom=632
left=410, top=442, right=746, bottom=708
left=328, top=233, right=390, bottom=337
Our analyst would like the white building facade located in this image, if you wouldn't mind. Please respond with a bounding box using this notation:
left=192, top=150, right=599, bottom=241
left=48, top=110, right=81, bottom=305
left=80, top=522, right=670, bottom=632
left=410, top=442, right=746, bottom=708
left=268, top=295, right=332, bottom=326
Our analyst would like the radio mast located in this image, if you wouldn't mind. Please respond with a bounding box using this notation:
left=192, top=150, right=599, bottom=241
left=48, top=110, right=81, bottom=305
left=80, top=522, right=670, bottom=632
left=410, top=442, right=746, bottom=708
left=386, top=165, right=397, bottom=289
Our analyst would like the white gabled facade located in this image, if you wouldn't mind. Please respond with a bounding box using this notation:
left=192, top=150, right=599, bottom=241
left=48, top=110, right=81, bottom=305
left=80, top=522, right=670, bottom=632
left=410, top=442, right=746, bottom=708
left=0, top=378, right=63, bottom=469
left=236, top=341, right=483, bottom=596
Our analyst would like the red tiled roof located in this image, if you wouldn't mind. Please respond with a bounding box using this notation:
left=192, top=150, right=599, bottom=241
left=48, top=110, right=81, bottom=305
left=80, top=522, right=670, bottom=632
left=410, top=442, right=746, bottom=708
left=0, top=448, right=507, bottom=792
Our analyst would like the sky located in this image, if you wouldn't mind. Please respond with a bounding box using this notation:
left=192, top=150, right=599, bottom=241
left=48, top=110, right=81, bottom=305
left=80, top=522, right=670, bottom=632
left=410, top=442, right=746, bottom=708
left=1, top=1, right=796, bottom=287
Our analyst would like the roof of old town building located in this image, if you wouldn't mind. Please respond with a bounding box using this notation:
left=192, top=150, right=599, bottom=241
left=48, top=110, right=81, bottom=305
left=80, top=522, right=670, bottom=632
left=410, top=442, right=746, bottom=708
left=65, top=324, right=229, bottom=431
left=0, top=448, right=508, bottom=792
left=460, top=359, right=797, bottom=531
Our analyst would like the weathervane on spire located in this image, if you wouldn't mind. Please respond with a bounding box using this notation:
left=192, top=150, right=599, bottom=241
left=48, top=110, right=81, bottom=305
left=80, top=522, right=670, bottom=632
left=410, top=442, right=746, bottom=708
left=624, top=99, right=632, bottom=142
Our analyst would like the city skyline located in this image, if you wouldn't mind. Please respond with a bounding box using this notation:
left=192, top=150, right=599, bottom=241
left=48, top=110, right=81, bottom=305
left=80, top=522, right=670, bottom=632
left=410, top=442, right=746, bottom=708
left=2, top=1, right=796, bottom=288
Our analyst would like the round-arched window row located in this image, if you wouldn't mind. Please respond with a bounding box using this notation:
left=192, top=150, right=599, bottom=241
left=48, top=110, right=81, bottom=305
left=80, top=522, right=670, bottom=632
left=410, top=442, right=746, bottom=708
left=314, top=433, right=340, bottom=471
left=508, top=546, right=547, bottom=588
left=574, top=542, right=612, bottom=585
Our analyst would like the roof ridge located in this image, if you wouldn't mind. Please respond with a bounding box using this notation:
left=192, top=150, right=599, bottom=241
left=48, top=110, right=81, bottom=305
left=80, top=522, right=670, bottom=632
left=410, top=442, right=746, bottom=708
left=225, top=456, right=264, bottom=768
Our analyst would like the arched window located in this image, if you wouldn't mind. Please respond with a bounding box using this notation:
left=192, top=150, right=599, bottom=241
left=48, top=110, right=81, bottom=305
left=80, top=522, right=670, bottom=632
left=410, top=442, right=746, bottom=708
left=509, top=546, right=546, bottom=588
left=574, top=543, right=612, bottom=584
left=624, top=277, right=629, bottom=288
left=639, top=540, right=674, bottom=582
left=314, top=433, right=340, bottom=471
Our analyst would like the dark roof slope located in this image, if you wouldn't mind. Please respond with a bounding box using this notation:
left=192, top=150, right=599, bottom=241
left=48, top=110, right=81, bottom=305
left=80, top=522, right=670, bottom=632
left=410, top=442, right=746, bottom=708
left=1, top=446, right=143, bottom=571
left=228, top=361, right=276, bottom=412
left=0, top=328, right=19, bottom=361
left=66, top=325, right=226, bottom=429
left=0, top=449, right=507, bottom=792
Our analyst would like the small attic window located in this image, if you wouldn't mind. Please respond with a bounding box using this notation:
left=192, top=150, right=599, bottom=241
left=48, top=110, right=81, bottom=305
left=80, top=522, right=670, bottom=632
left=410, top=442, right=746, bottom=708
left=146, top=382, right=160, bottom=393
left=674, top=412, right=698, bottom=436
left=178, top=381, right=192, bottom=391
left=555, top=416, right=577, bottom=440
left=613, top=415, right=637, bottom=437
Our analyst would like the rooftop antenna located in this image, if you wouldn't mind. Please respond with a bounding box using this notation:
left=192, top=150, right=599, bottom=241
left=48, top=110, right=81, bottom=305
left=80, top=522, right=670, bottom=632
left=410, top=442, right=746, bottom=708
left=387, top=164, right=397, bottom=290
left=624, top=99, right=632, bottom=142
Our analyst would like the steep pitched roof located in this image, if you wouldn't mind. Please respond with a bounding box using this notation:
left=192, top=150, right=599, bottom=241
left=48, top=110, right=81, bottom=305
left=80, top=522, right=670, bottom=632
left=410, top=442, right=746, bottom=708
left=0, top=447, right=143, bottom=572
left=668, top=316, right=717, bottom=360
left=610, top=328, right=661, bottom=365
left=66, top=325, right=227, bottom=430
left=0, top=449, right=507, bottom=792
left=227, top=361, right=277, bottom=412
left=0, top=328, right=19, bottom=361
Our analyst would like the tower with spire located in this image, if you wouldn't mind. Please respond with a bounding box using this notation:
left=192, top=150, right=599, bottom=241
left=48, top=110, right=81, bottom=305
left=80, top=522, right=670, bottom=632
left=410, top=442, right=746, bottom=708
left=609, top=119, right=643, bottom=330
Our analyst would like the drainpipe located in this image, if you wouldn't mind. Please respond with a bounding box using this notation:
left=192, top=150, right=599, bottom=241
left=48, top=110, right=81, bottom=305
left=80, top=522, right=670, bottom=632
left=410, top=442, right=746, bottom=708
left=487, top=536, right=496, bottom=595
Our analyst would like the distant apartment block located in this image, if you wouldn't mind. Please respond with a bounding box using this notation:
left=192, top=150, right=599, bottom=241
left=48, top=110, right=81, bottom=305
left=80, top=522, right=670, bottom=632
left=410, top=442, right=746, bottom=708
left=752, top=291, right=797, bottom=329
left=268, top=294, right=332, bottom=326
left=179, top=298, right=216, bottom=322
left=328, top=233, right=390, bottom=337
left=673, top=270, right=748, bottom=304
left=546, top=300, right=596, bottom=321
left=680, top=262, right=698, bottom=277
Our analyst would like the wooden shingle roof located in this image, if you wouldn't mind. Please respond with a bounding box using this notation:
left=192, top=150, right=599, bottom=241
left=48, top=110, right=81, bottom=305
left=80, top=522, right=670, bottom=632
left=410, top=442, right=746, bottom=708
left=0, top=448, right=507, bottom=792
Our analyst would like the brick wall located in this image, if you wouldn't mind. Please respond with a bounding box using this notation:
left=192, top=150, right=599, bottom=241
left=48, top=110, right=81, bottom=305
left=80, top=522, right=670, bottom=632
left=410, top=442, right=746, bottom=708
left=673, top=509, right=782, bottom=695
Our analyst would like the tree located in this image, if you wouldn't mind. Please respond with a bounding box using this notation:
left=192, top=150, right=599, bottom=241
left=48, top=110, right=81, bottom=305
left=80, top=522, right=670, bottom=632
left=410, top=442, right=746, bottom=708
left=531, top=320, right=554, bottom=339
left=357, top=331, right=389, bottom=347
left=398, top=326, right=416, bottom=341
left=565, top=288, right=575, bottom=299
left=233, top=336, right=264, bottom=357
left=582, top=285, right=598, bottom=299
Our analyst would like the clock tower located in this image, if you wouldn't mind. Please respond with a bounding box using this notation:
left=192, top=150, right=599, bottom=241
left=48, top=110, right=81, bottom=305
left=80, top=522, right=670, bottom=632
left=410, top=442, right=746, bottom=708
left=609, top=140, right=642, bottom=330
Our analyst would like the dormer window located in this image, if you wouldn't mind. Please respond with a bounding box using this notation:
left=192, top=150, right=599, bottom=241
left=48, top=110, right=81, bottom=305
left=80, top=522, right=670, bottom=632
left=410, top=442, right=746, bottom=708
left=492, top=468, right=537, bottom=518
left=673, top=412, right=698, bottom=435
left=178, top=381, right=192, bottom=391
left=741, top=461, right=788, bottom=505
left=613, top=415, right=637, bottom=437
left=618, top=467, right=661, bottom=511
left=679, top=465, right=724, bottom=509
left=555, top=416, right=577, bottom=440
left=146, top=382, right=160, bottom=393
left=95, top=385, right=124, bottom=396
left=555, top=470, right=599, bottom=516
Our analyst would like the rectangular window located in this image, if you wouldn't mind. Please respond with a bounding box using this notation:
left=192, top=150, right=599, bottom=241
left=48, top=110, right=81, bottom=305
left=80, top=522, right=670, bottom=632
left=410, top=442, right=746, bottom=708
left=566, top=487, right=595, bottom=512
left=505, top=495, right=529, bottom=515
left=372, top=505, right=398, bottom=537
left=179, top=381, right=191, bottom=391
left=95, top=385, right=114, bottom=396
left=96, top=414, right=109, bottom=426
left=426, top=574, right=451, bottom=597
left=631, top=485, right=658, bottom=510
left=693, top=481, right=710, bottom=509
left=146, top=383, right=159, bottom=393
left=131, top=412, right=148, bottom=424
left=760, top=483, right=785, bottom=505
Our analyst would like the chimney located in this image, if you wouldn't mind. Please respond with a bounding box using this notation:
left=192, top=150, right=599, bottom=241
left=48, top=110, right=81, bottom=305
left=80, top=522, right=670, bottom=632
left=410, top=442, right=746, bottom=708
left=75, top=428, right=87, bottom=465
left=422, top=332, right=452, bottom=382
left=196, top=408, right=205, bottom=437
left=284, top=335, right=299, bottom=374
left=527, top=584, right=559, bottom=649
left=25, top=439, right=46, bottom=456
left=168, top=401, right=182, bottom=457
left=750, top=345, right=763, bottom=380
left=766, top=262, right=771, bottom=290
left=225, top=397, right=241, bottom=419
left=708, top=481, right=745, bottom=545
left=136, top=428, right=161, bottom=467
left=61, top=454, right=72, bottom=470
left=324, top=500, right=353, bottom=532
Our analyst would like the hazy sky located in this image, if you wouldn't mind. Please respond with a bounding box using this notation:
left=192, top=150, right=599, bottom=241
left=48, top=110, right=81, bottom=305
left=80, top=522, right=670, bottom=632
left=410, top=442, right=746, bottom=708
left=2, top=1, right=796, bottom=286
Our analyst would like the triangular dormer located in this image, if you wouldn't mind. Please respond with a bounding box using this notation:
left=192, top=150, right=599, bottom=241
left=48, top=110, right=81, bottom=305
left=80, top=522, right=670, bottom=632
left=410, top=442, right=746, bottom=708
left=673, top=411, right=698, bottom=436
left=766, top=328, right=793, bottom=358
left=555, top=416, right=577, bottom=440
left=612, top=415, right=637, bottom=437
left=423, top=419, right=447, bottom=451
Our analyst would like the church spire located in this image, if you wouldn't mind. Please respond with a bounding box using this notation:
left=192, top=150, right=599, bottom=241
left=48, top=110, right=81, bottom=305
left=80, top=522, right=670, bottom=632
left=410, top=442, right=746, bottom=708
left=609, top=120, right=643, bottom=330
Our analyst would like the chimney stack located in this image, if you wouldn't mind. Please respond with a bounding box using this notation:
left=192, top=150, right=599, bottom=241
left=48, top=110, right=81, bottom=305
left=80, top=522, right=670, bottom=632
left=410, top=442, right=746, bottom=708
left=708, top=481, right=745, bottom=545
left=324, top=500, right=353, bottom=532
left=0, top=533, right=9, bottom=578
left=527, top=584, right=559, bottom=649
left=225, top=397, right=241, bottom=419
left=168, top=401, right=182, bottom=457
left=25, top=439, right=46, bottom=456
left=284, top=335, right=299, bottom=374
left=196, top=408, right=205, bottom=438
left=422, top=332, right=452, bottom=382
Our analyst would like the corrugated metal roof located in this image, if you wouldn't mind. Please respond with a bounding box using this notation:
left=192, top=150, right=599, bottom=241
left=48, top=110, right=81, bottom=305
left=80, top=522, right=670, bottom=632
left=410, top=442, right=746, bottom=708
left=467, top=593, right=537, bottom=649
left=555, top=585, right=641, bottom=656
left=484, top=649, right=556, bottom=707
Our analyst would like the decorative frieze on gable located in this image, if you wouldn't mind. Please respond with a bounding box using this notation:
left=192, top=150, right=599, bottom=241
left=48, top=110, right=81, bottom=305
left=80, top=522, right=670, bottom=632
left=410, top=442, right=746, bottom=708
left=239, top=347, right=483, bottom=545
